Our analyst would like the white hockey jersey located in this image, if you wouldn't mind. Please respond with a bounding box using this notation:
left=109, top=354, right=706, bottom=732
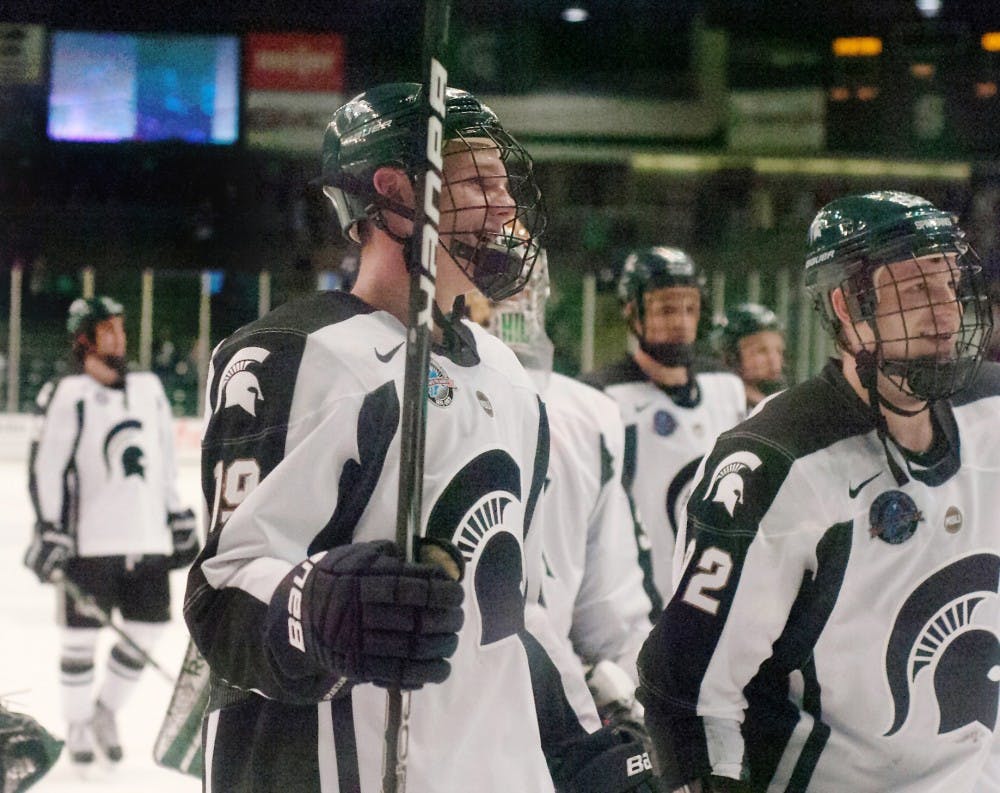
left=540, top=372, right=652, bottom=679
left=29, top=371, right=183, bottom=557
left=187, top=291, right=597, bottom=793
left=585, top=357, right=746, bottom=607
left=639, top=360, right=1000, bottom=792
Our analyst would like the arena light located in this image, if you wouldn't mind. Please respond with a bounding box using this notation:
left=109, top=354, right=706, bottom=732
left=915, top=0, right=941, bottom=19
left=560, top=6, right=590, bottom=23
left=975, top=81, right=998, bottom=99
left=832, top=37, right=883, bottom=57
left=630, top=152, right=970, bottom=181
left=982, top=32, right=1000, bottom=52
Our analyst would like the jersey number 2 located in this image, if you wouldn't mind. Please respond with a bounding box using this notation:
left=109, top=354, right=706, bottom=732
left=681, top=547, right=733, bottom=616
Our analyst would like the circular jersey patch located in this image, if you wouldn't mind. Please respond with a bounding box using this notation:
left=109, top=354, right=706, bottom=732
left=427, top=360, right=456, bottom=407
left=476, top=390, right=494, bottom=417
left=653, top=409, right=677, bottom=437
left=869, top=490, right=922, bottom=545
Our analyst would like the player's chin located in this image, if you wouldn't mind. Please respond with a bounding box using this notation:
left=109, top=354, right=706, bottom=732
left=916, top=336, right=961, bottom=360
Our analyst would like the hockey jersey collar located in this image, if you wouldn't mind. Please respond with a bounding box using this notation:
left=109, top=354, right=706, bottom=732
left=820, top=358, right=960, bottom=487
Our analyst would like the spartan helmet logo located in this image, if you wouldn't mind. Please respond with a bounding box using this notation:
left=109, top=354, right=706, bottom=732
left=214, top=346, right=271, bottom=417
left=884, top=553, right=1000, bottom=737
left=702, top=450, right=763, bottom=517
left=103, top=420, right=145, bottom=479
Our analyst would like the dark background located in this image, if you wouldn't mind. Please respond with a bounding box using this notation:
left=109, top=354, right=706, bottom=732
left=3, top=0, right=1000, bottom=411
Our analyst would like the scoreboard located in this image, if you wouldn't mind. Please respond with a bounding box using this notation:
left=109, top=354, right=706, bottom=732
left=826, top=26, right=1000, bottom=156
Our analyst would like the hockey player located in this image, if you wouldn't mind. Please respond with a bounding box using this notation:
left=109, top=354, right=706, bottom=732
left=25, top=295, right=198, bottom=767
left=714, top=302, right=787, bottom=410
left=470, top=250, right=653, bottom=726
left=637, top=191, right=999, bottom=792
left=185, top=83, right=659, bottom=793
left=582, top=247, right=746, bottom=611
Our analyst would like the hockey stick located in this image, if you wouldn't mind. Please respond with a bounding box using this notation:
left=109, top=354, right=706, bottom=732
left=57, top=573, right=175, bottom=684
left=152, top=637, right=208, bottom=777
left=382, top=1, right=452, bottom=791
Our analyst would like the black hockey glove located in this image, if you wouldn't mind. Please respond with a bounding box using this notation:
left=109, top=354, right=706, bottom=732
left=550, top=724, right=665, bottom=793
left=23, top=522, right=73, bottom=584
left=167, top=508, right=200, bottom=569
left=265, top=539, right=465, bottom=691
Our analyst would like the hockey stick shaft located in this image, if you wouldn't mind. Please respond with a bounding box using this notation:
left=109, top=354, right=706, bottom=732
left=58, top=573, right=175, bottom=684
left=383, top=2, right=451, bottom=791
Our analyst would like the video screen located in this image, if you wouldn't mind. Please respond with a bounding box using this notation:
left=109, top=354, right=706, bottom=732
left=47, top=31, right=240, bottom=144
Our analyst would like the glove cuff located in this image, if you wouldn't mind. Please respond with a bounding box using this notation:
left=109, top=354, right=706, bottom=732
left=266, top=556, right=328, bottom=680
left=562, top=736, right=654, bottom=793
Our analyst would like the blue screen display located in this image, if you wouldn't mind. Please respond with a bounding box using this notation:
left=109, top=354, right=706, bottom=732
left=48, top=31, right=240, bottom=144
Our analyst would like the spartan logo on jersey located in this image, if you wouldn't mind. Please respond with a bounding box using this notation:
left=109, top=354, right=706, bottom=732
left=103, top=420, right=145, bottom=479
left=702, top=450, right=762, bottom=517
left=427, top=449, right=523, bottom=645
left=214, top=346, right=271, bottom=417
left=667, top=455, right=703, bottom=536
left=428, top=359, right=456, bottom=407
left=884, top=553, right=1000, bottom=737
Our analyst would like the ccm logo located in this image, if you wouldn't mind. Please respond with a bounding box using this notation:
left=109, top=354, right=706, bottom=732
left=626, top=752, right=652, bottom=777
left=287, top=560, right=314, bottom=652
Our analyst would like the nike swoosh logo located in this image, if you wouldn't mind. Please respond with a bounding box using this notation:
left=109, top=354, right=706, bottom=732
left=849, top=471, right=882, bottom=499
left=375, top=343, right=404, bottom=363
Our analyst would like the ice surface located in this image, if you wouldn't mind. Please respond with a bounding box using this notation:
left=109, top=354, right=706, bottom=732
left=0, top=458, right=203, bottom=791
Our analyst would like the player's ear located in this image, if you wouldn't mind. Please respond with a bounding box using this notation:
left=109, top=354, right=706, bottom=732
left=372, top=167, right=410, bottom=203
left=830, top=286, right=852, bottom=326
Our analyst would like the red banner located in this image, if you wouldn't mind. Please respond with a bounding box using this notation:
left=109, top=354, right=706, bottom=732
left=245, top=33, right=345, bottom=93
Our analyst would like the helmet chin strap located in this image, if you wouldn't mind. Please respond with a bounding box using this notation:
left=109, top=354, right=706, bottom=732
left=754, top=378, right=787, bottom=397
left=102, top=355, right=128, bottom=376
left=639, top=338, right=694, bottom=368
left=369, top=202, right=415, bottom=250
left=431, top=297, right=479, bottom=365
left=854, top=349, right=909, bottom=487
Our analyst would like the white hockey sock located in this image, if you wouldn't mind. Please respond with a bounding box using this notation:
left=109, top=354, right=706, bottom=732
left=96, top=620, right=167, bottom=712
left=60, top=627, right=100, bottom=724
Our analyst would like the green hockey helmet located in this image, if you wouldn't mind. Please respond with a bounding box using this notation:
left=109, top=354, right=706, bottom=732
left=616, top=246, right=703, bottom=311
left=616, top=246, right=705, bottom=367
left=318, top=82, right=546, bottom=301
left=804, top=190, right=992, bottom=402
left=67, top=295, right=124, bottom=337
left=716, top=302, right=783, bottom=362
